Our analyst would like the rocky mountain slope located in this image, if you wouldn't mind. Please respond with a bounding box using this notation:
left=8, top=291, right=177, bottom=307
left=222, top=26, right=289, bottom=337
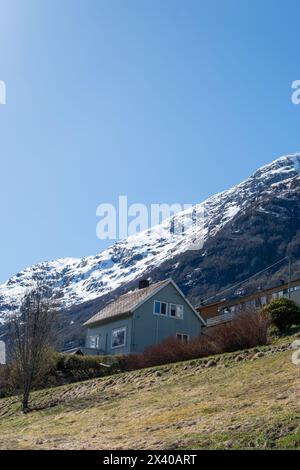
left=1, top=154, right=300, bottom=345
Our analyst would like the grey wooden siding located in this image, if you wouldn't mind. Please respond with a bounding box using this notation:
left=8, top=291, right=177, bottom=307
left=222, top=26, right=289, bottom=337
left=85, top=282, right=203, bottom=355
left=85, top=315, right=133, bottom=356
left=131, top=283, right=202, bottom=353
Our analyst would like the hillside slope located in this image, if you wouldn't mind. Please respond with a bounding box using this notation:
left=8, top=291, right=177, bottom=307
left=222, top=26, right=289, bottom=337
left=0, top=335, right=299, bottom=450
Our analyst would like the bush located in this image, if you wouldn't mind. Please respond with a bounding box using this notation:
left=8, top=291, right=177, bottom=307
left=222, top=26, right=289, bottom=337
left=0, top=347, right=59, bottom=399
left=0, top=352, right=125, bottom=397
left=0, top=364, right=17, bottom=398
left=209, top=310, right=271, bottom=353
left=262, top=298, right=300, bottom=331
left=54, top=353, right=123, bottom=383
left=124, top=310, right=270, bottom=370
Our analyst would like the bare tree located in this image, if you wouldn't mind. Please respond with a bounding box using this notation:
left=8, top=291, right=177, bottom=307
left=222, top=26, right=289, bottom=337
left=9, top=279, right=57, bottom=412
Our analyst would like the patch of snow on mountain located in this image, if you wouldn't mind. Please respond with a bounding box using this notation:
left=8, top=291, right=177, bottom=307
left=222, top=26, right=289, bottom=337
left=0, top=153, right=300, bottom=323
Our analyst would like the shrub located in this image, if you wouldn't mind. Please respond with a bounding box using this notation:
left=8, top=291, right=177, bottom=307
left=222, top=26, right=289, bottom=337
left=209, top=310, right=271, bottom=353
left=0, top=364, right=17, bottom=398
left=55, top=353, right=123, bottom=382
left=262, top=298, right=300, bottom=331
left=0, top=347, right=59, bottom=399
left=124, top=310, right=270, bottom=370
left=0, top=352, right=125, bottom=397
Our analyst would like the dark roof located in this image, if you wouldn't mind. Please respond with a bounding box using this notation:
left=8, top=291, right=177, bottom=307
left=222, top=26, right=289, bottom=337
left=83, top=280, right=170, bottom=327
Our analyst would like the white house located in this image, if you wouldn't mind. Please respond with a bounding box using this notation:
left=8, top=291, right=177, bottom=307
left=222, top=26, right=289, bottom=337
left=0, top=340, right=6, bottom=365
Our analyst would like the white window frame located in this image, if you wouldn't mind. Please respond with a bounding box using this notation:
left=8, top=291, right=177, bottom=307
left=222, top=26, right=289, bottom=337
left=176, top=333, right=190, bottom=344
left=111, top=326, right=127, bottom=349
left=169, top=303, right=184, bottom=320
left=260, top=296, right=267, bottom=306
left=90, top=335, right=100, bottom=349
left=153, top=300, right=168, bottom=316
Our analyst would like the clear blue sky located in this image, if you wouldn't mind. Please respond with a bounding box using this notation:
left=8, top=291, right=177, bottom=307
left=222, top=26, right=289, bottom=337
left=1, top=0, right=300, bottom=282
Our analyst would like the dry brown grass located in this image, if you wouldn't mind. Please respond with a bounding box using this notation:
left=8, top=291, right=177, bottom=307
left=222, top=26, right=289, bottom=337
left=0, top=333, right=299, bottom=450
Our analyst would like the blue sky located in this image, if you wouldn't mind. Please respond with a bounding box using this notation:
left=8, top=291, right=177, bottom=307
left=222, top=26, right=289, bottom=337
left=1, top=0, right=300, bottom=282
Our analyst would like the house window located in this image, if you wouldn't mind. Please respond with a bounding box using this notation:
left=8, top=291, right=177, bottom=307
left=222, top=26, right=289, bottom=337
left=176, top=333, right=189, bottom=344
left=111, top=327, right=126, bottom=349
left=154, top=300, right=168, bottom=316
left=90, top=335, right=100, bottom=349
left=169, top=303, right=184, bottom=319
left=260, top=296, right=267, bottom=306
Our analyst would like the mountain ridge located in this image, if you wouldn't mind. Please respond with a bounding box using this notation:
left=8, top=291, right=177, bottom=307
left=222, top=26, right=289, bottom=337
left=1, top=153, right=300, bottom=346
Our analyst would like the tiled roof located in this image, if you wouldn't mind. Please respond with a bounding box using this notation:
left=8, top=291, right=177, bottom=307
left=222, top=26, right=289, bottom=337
left=83, top=280, right=170, bottom=327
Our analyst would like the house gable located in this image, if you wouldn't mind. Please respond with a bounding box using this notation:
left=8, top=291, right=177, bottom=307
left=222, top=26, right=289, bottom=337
left=131, top=281, right=204, bottom=353
left=132, top=279, right=206, bottom=325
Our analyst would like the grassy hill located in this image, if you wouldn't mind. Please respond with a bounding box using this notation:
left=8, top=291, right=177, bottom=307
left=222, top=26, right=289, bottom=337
left=0, top=334, right=299, bottom=450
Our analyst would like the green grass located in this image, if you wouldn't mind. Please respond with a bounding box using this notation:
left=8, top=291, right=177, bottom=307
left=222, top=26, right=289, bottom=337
left=0, top=333, right=299, bottom=450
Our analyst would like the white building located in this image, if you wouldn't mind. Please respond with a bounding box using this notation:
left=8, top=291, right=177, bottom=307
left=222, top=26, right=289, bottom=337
left=0, top=340, right=6, bottom=365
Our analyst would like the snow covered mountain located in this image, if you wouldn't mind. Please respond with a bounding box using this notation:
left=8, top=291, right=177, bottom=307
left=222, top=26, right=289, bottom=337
left=1, top=153, right=300, bottom=329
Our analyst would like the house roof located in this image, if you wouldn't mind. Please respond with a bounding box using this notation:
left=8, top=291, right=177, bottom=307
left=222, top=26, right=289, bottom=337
left=83, top=279, right=170, bottom=327
left=198, top=277, right=300, bottom=313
